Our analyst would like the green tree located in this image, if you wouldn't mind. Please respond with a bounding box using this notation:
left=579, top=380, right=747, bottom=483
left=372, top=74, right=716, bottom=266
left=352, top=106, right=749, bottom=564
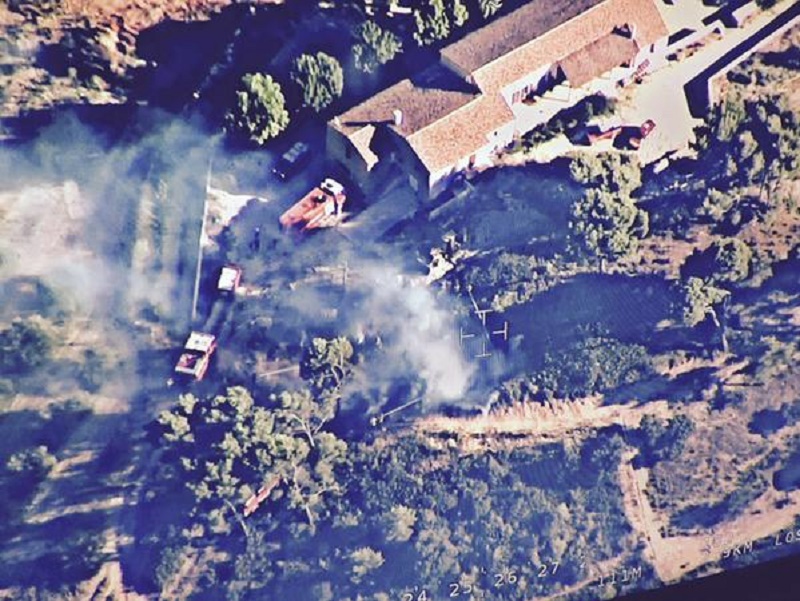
left=569, top=152, right=641, bottom=193
left=300, top=336, right=354, bottom=393
left=478, top=0, right=502, bottom=18
left=569, top=188, right=649, bottom=264
left=353, top=21, right=403, bottom=73
left=157, top=386, right=347, bottom=531
left=226, top=73, right=290, bottom=145
left=291, top=52, right=344, bottom=113
left=349, top=547, right=385, bottom=583
left=682, top=277, right=730, bottom=328
left=413, top=0, right=450, bottom=45
left=701, top=187, right=736, bottom=222
left=452, top=0, right=470, bottom=27
left=274, top=388, right=337, bottom=448
left=384, top=504, right=418, bottom=542
left=0, top=318, right=52, bottom=375
left=710, top=237, right=753, bottom=283
left=638, top=414, right=694, bottom=465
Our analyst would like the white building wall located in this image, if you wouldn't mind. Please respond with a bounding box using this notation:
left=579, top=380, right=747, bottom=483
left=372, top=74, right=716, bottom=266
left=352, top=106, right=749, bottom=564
left=500, top=64, right=554, bottom=108
left=428, top=120, right=515, bottom=198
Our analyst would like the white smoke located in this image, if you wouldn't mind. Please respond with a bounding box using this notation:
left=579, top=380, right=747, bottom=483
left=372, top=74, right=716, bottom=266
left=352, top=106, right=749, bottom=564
left=347, top=262, right=474, bottom=402
left=0, top=112, right=214, bottom=326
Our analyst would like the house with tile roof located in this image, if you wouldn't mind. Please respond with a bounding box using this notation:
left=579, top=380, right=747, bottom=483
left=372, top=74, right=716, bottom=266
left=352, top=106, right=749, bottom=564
left=327, top=0, right=670, bottom=200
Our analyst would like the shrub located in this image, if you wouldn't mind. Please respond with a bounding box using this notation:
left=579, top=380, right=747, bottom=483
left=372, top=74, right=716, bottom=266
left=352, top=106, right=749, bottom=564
left=538, top=336, right=652, bottom=398
left=291, top=52, right=344, bottom=113
left=225, top=73, right=290, bottom=145
left=0, top=318, right=52, bottom=376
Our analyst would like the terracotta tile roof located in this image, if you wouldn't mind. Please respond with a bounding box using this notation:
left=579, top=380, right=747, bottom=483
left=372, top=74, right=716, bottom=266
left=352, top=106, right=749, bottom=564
left=330, top=66, right=478, bottom=171
left=332, top=66, right=478, bottom=137
left=330, top=0, right=669, bottom=180
left=441, top=0, right=605, bottom=75
left=558, top=30, right=640, bottom=88
left=473, top=0, right=670, bottom=93
left=407, top=94, right=515, bottom=173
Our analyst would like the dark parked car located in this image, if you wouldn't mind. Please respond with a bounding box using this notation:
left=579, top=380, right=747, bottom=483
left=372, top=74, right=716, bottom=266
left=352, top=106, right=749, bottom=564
left=272, top=142, right=311, bottom=181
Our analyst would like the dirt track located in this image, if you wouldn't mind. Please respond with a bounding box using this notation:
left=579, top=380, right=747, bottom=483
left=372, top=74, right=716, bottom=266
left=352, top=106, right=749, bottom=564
left=416, top=396, right=673, bottom=448
left=619, top=458, right=800, bottom=583
left=28, top=0, right=279, bottom=32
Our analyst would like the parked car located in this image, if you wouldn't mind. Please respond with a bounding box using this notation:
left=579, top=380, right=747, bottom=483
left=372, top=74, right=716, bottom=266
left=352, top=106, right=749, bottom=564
left=272, top=142, right=311, bottom=181
left=628, top=119, right=657, bottom=150
left=640, top=119, right=656, bottom=138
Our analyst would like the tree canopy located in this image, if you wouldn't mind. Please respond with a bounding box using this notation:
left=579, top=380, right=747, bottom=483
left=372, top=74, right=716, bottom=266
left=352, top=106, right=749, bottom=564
left=226, top=73, right=290, bottom=145
left=537, top=335, right=652, bottom=399
left=300, top=336, right=354, bottom=395
left=683, top=237, right=752, bottom=284
left=710, top=237, right=753, bottom=283
left=569, top=188, right=649, bottom=263
left=478, top=0, right=503, bottom=18
left=413, top=0, right=469, bottom=45
left=157, top=386, right=346, bottom=532
left=0, top=318, right=52, bottom=375
left=569, top=152, right=642, bottom=194
left=682, top=277, right=730, bottom=328
left=637, top=414, right=694, bottom=466
left=291, top=52, right=344, bottom=113
left=353, top=21, right=403, bottom=73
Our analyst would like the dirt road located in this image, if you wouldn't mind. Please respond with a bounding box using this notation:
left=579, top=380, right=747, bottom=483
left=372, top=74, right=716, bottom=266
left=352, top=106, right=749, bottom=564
left=619, top=457, right=800, bottom=583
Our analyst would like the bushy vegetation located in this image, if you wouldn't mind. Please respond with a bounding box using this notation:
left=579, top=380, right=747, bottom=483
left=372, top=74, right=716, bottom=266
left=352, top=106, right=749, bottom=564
left=0, top=318, right=52, bottom=376
left=213, top=432, right=633, bottom=599
left=0, top=399, right=91, bottom=531
left=537, top=336, right=653, bottom=399
left=681, top=237, right=753, bottom=285
left=569, top=152, right=642, bottom=193
left=671, top=451, right=778, bottom=530
left=566, top=152, right=648, bottom=265
left=478, top=0, right=504, bottom=18
left=569, top=188, right=649, bottom=264
left=225, top=73, right=290, bottom=145
left=634, top=415, right=694, bottom=467
left=353, top=21, right=403, bottom=73
left=291, top=52, right=344, bottom=113
left=715, top=95, right=800, bottom=187
left=464, top=252, right=564, bottom=310
left=681, top=277, right=730, bottom=328
left=157, top=386, right=347, bottom=534
left=413, top=0, right=470, bottom=45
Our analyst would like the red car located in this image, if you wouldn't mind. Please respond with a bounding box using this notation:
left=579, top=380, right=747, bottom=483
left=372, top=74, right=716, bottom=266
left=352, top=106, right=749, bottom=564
left=629, top=120, right=656, bottom=150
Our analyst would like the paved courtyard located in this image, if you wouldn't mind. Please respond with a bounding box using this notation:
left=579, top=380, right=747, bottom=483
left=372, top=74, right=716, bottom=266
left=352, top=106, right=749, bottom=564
left=616, top=0, right=799, bottom=164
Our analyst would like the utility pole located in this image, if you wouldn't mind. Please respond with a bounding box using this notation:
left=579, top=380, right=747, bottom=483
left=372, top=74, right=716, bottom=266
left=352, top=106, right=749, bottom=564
left=191, top=152, right=213, bottom=324
left=459, top=327, right=476, bottom=348
left=492, top=320, right=509, bottom=341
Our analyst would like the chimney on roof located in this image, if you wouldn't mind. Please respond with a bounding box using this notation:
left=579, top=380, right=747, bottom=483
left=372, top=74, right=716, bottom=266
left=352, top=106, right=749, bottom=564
left=393, top=109, right=403, bottom=127
left=616, top=22, right=637, bottom=39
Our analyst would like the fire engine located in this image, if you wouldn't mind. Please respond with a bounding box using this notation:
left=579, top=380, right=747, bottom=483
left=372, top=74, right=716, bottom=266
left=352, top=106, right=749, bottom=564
left=174, top=331, right=217, bottom=381
left=217, top=264, right=242, bottom=294
left=279, top=178, right=346, bottom=232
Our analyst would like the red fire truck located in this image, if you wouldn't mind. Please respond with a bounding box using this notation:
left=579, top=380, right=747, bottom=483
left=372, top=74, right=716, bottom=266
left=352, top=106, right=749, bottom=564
left=279, top=178, right=346, bottom=232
